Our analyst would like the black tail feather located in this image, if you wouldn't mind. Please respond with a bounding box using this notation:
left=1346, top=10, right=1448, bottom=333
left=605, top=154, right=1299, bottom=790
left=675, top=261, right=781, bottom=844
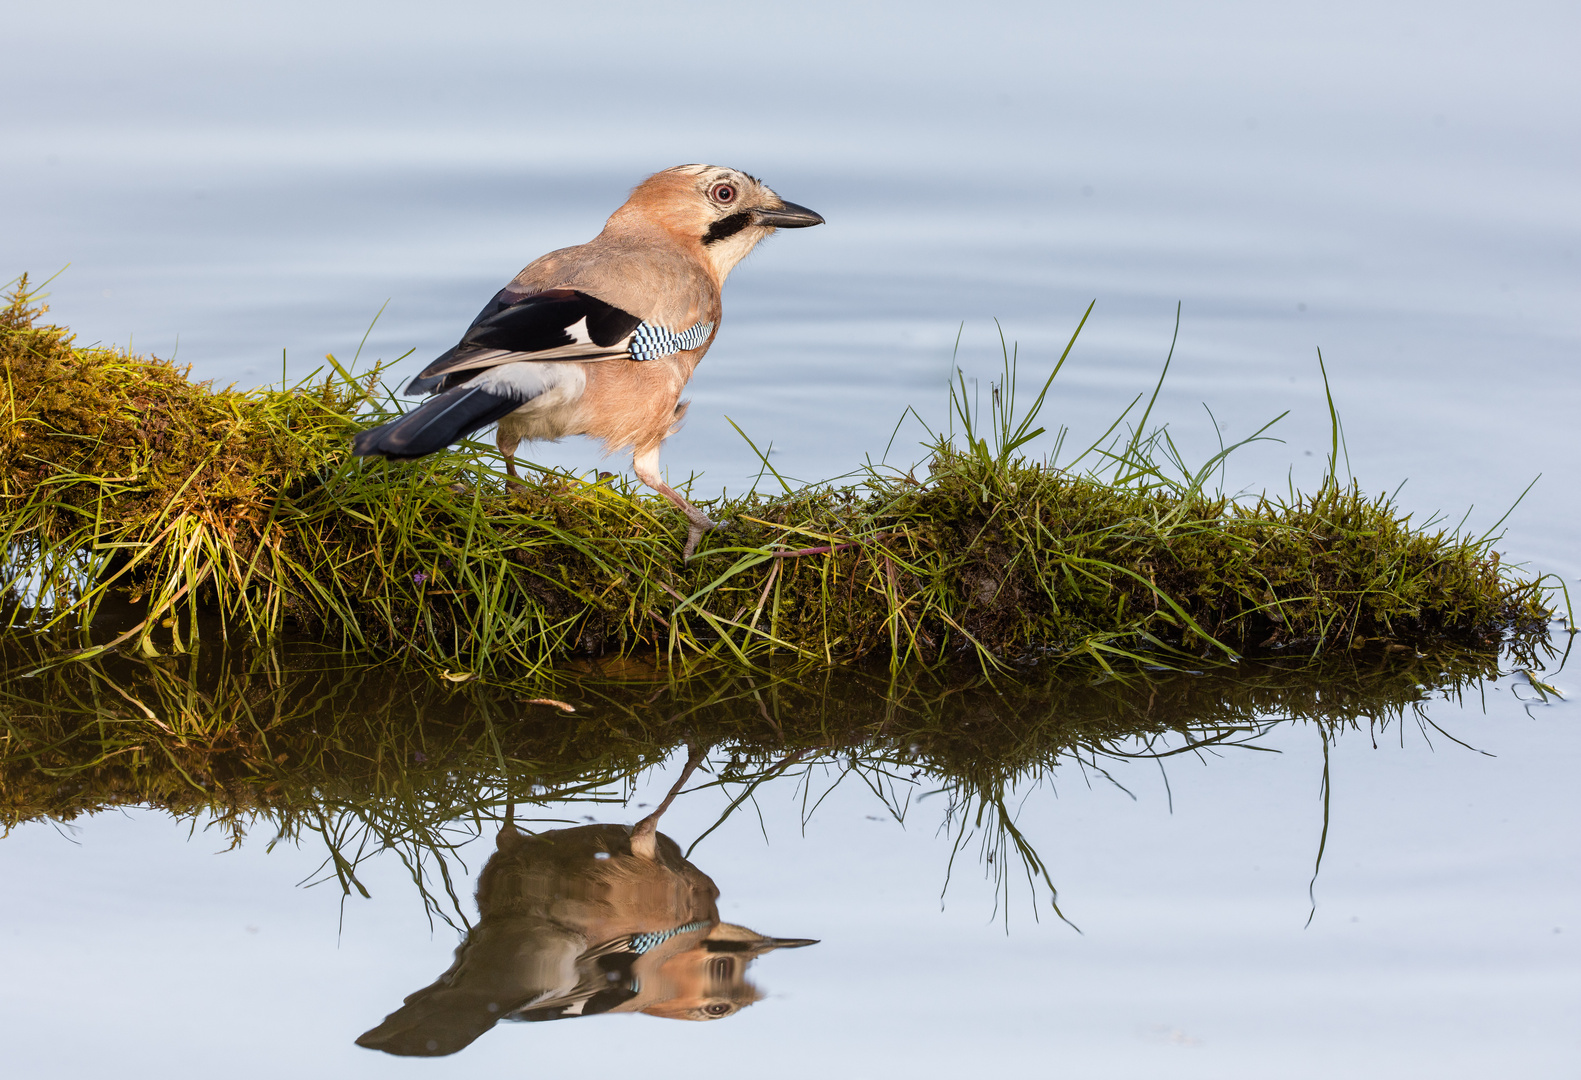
left=403, top=346, right=460, bottom=396
left=352, top=386, right=519, bottom=460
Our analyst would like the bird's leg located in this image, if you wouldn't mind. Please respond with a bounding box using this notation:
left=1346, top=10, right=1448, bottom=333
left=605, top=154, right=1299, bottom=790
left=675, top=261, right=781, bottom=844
left=496, top=430, right=529, bottom=493
left=497, top=796, right=519, bottom=847
left=630, top=743, right=709, bottom=860
left=632, top=445, right=715, bottom=559
left=502, top=450, right=528, bottom=493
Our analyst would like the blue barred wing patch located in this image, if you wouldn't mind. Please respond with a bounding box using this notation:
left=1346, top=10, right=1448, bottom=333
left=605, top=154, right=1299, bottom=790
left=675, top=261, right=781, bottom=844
left=628, top=920, right=711, bottom=954
left=628, top=320, right=715, bottom=362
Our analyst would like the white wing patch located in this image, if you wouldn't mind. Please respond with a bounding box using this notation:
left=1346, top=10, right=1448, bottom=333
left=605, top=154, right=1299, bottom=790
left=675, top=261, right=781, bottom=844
left=471, top=361, right=585, bottom=404
left=563, top=317, right=595, bottom=346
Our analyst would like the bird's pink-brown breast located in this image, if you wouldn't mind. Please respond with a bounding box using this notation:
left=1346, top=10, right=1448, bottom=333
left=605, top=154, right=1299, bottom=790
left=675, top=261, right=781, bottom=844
left=572, top=339, right=713, bottom=454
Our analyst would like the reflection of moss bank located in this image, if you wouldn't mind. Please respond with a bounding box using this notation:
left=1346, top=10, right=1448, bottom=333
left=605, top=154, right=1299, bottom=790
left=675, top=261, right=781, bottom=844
left=1, top=643, right=1536, bottom=922
left=1, top=278, right=1551, bottom=673
left=0, top=643, right=1507, bottom=830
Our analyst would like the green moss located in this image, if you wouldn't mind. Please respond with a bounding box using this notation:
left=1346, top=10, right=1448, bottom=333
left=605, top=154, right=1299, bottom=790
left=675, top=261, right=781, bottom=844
left=0, top=277, right=362, bottom=528
left=0, top=276, right=1556, bottom=675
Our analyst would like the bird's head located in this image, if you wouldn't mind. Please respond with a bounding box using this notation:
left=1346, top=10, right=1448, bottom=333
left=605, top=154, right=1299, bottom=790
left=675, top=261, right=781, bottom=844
left=614, top=164, right=824, bottom=283
left=637, top=922, right=818, bottom=1022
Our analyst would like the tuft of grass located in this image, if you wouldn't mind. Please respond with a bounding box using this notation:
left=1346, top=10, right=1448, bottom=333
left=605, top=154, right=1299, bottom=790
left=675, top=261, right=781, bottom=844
left=0, top=276, right=1557, bottom=676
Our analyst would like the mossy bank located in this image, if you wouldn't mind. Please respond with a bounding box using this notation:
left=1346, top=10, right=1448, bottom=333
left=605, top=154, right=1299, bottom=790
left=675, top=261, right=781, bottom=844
left=0, top=277, right=1555, bottom=676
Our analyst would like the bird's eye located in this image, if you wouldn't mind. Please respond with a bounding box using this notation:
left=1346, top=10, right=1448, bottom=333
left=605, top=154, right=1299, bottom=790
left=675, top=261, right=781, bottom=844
left=711, top=183, right=736, bottom=204
left=704, top=1003, right=732, bottom=1017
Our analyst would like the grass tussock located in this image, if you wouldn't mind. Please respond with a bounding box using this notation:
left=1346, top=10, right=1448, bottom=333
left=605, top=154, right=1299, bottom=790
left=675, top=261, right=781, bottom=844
left=0, top=276, right=1556, bottom=676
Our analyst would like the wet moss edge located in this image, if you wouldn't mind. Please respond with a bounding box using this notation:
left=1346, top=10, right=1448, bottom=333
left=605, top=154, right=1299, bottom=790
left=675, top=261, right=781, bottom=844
left=0, top=277, right=1557, bottom=675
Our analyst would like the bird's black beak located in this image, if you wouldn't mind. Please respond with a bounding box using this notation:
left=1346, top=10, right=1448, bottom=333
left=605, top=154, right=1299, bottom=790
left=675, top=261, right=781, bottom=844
left=705, top=935, right=819, bottom=954
left=752, top=200, right=825, bottom=228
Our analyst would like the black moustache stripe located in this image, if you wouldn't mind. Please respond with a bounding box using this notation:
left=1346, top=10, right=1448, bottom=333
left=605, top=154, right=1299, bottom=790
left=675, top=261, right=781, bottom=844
left=702, top=211, right=755, bottom=245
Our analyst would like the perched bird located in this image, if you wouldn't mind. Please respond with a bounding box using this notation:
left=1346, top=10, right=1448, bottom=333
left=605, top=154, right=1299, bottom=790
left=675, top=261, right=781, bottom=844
left=352, top=164, right=824, bottom=558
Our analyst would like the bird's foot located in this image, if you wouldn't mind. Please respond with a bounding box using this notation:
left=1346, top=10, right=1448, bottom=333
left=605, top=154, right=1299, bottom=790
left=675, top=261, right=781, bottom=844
left=681, top=513, right=719, bottom=561
left=504, top=476, right=528, bottom=494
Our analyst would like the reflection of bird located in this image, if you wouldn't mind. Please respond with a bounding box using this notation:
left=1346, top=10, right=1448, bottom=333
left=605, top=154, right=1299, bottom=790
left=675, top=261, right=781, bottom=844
left=357, top=760, right=816, bottom=1057
left=352, top=165, right=824, bottom=558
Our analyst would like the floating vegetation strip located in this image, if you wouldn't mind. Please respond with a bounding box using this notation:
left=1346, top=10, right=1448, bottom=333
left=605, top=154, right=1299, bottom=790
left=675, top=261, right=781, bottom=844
left=0, top=277, right=1553, bottom=674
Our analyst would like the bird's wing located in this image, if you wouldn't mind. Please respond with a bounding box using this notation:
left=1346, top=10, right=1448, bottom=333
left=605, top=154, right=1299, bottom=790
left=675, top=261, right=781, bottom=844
left=404, top=288, right=713, bottom=396
left=354, top=924, right=585, bottom=1055
left=466, top=287, right=641, bottom=354
left=506, top=940, right=644, bottom=1022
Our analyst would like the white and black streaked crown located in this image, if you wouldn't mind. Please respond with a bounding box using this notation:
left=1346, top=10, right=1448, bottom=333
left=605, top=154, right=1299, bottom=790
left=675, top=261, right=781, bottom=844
left=628, top=320, right=715, bottom=362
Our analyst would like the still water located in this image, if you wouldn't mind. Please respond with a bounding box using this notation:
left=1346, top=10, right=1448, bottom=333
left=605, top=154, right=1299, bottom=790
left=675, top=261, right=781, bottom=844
left=3, top=1, right=1579, bottom=1075
left=2, top=652, right=1576, bottom=1077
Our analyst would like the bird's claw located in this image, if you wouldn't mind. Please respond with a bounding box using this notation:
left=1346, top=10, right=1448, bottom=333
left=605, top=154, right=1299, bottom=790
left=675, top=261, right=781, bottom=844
left=681, top=514, right=719, bottom=561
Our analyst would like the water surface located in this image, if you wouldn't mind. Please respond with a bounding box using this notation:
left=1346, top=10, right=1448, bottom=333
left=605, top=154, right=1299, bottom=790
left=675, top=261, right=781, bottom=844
left=2, top=2, right=1578, bottom=1075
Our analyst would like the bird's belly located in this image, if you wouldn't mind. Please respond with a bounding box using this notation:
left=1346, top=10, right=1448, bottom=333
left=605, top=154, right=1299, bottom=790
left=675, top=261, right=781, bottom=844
left=496, top=365, right=588, bottom=443
left=502, top=399, right=581, bottom=442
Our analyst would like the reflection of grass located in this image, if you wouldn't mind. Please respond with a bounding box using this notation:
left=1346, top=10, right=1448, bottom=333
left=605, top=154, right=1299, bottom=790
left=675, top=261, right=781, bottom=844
left=0, top=639, right=1534, bottom=922
left=1, top=277, right=1556, bottom=675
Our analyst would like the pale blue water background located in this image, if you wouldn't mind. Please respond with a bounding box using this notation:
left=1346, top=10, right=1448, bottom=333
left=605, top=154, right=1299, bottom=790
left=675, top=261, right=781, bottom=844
left=2, top=1, right=1578, bottom=1075
left=2, top=705, right=1576, bottom=1078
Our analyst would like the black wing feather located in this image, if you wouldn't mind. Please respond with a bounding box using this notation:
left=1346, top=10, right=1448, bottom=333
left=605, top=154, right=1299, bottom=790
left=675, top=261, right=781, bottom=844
left=400, top=289, right=643, bottom=397
left=584, top=300, right=643, bottom=346
left=461, top=289, right=640, bottom=353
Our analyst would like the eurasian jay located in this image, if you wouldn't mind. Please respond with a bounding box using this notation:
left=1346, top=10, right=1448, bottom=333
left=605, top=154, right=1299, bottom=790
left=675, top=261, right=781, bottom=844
left=354, top=821, right=817, bottom=1055
left=352, top=164, right=824, bottom=558
left=355, top=750, right=816, bottom=1056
